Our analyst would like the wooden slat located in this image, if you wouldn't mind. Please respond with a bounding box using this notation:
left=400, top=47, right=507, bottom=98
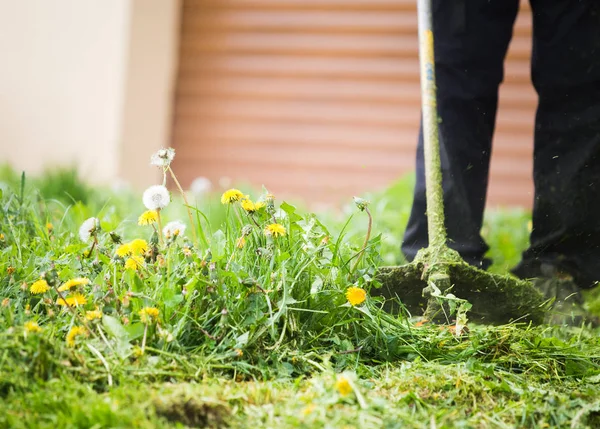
left=181, top=32, right=420, bottom=57
left=184, top=0, right=419, bottom=11
left=176, top=77, right=536, bottom=110
left=179, top=55, right=532, bottom=84
left=183, top=9, right=531, bottom=36
left=183, top=10, right=419, bottom=34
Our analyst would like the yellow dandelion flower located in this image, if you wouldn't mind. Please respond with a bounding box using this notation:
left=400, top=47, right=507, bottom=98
left=302, top=404, right=316, bottom=416
left=138, top=210, right=158, bottom=226
left=0, top=233, right=4, bottom=241
left=335, top=375, right=353, bottom=396
left=7, top=266, right=15, bottom=275
left=182, top=246, right=192, bottom=257
left=234, top=348, right=244, bottom=357
left=125, top=255, right=144, bottom=270
left=115, top=243, right=131, bottom=257
left=236, top=236, right=246, bottom=249
left=66, top=326, right=87, bottom=347
left=264, top=223, right=286, bottom=238
left=46, top=222, right=53, bottom=232
left=129, top=239, right=149, bottom=256
left=240, top=197, right=265, bottom=213
left=139, top=306, right=160, bottom=324
left=30, top=279, right=50, bottom=294
left=221, top=188, right=244, bottom=204
left=345, top=286, right=366, bottom=306
left=57, top=277, right=90, bottom=292
left=57, top=293, right=87, bottom=307
left=85, top=309, right=103, bottom=321
left=24, top=321, right=42, bottom=333
left=1, top=298, right=9, bottom=307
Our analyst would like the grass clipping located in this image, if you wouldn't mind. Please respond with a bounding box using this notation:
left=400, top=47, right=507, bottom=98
left=377, top=260, right=546, bottom=324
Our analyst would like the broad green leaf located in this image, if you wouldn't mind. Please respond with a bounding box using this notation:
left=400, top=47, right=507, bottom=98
left=211, top=229, right=226, bottom=260
left=102, top=315, right=128, bottom=339
left=125, top=323, right=145, bottom=341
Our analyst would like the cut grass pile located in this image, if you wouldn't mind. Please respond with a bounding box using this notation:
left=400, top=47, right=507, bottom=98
left=2, top=162, right=600, bottom=428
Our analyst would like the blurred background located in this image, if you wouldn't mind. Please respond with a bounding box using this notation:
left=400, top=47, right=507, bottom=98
left=0, top=0, right=537, bottom=209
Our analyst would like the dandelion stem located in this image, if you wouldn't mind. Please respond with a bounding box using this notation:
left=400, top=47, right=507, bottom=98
left=156, top=209, right=164, bottom=246
left=234, top=206, right=244, bottom=227
left=97, top=324, right=116, bottom=356
left=141, top=323, right=148, bottom=355
left=247, top=212, right=260, bottom=228
left=85, top=237, right=97, bottom=259
left=225, top=248, right=237, bottom=271
left=350, top=207, right=372, bottom=276
left=168, top=166, right=198, bottom=246
left=87, top=343, right=113, bottom=387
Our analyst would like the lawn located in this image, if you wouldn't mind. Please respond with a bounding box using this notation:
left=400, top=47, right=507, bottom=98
left=1, top=157, right=600, bottom=429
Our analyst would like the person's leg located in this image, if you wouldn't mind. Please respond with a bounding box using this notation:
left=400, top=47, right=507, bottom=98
left=402, top=0, right=519, bottom=267
left=512, top=0, right=600, bottom=289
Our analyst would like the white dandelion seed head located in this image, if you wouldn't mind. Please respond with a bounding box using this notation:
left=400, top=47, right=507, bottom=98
left=218, top=176, right=232, bottom=189
left=150, top=147, right=176, bottom=167
left=189, top=176, right=212, bottom=196
left=143, top=185, right=170, bottom=210
left=163, top=220, right=186, bottom=238
left=79, top=217, right=100, bottom=242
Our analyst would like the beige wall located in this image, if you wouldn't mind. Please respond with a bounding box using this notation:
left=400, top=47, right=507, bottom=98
left=0, top=0, right=179, bottom=188
left=120, top=0, right=180, bottom=188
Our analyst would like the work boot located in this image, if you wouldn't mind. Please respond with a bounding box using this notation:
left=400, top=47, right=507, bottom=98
left=517, top=263, right=598, bottom=327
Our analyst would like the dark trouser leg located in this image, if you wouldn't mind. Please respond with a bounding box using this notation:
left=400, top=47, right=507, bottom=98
left=512, top=1, right=600, bottom=289
left=402, top=1, right=519, bottom=267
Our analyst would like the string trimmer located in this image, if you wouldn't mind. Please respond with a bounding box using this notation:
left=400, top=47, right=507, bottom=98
left=376, top=0, right=545, bottom=324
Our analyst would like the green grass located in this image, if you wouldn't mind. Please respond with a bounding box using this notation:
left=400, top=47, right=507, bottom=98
left=2, top=164, right=600, bottom=428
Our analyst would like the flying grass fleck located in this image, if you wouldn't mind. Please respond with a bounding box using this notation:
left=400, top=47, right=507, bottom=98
left=79, top=217, right=100, bottom=242
left=265, top=223, right=286, bottom=238
left=221, top=188, right=244, bottom=204
left=30, top=279, right=50, bottom=294
left=58, top=277, right=90, bottom=292
left=346, top=287, right=366, bottom=306
left=138, top=210, right=158, bottom=226
left=143, top=185, right=170, bottom=210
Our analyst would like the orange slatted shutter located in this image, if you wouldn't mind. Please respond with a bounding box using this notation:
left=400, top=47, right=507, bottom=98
left=172, top=0, right=535, bottom=208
